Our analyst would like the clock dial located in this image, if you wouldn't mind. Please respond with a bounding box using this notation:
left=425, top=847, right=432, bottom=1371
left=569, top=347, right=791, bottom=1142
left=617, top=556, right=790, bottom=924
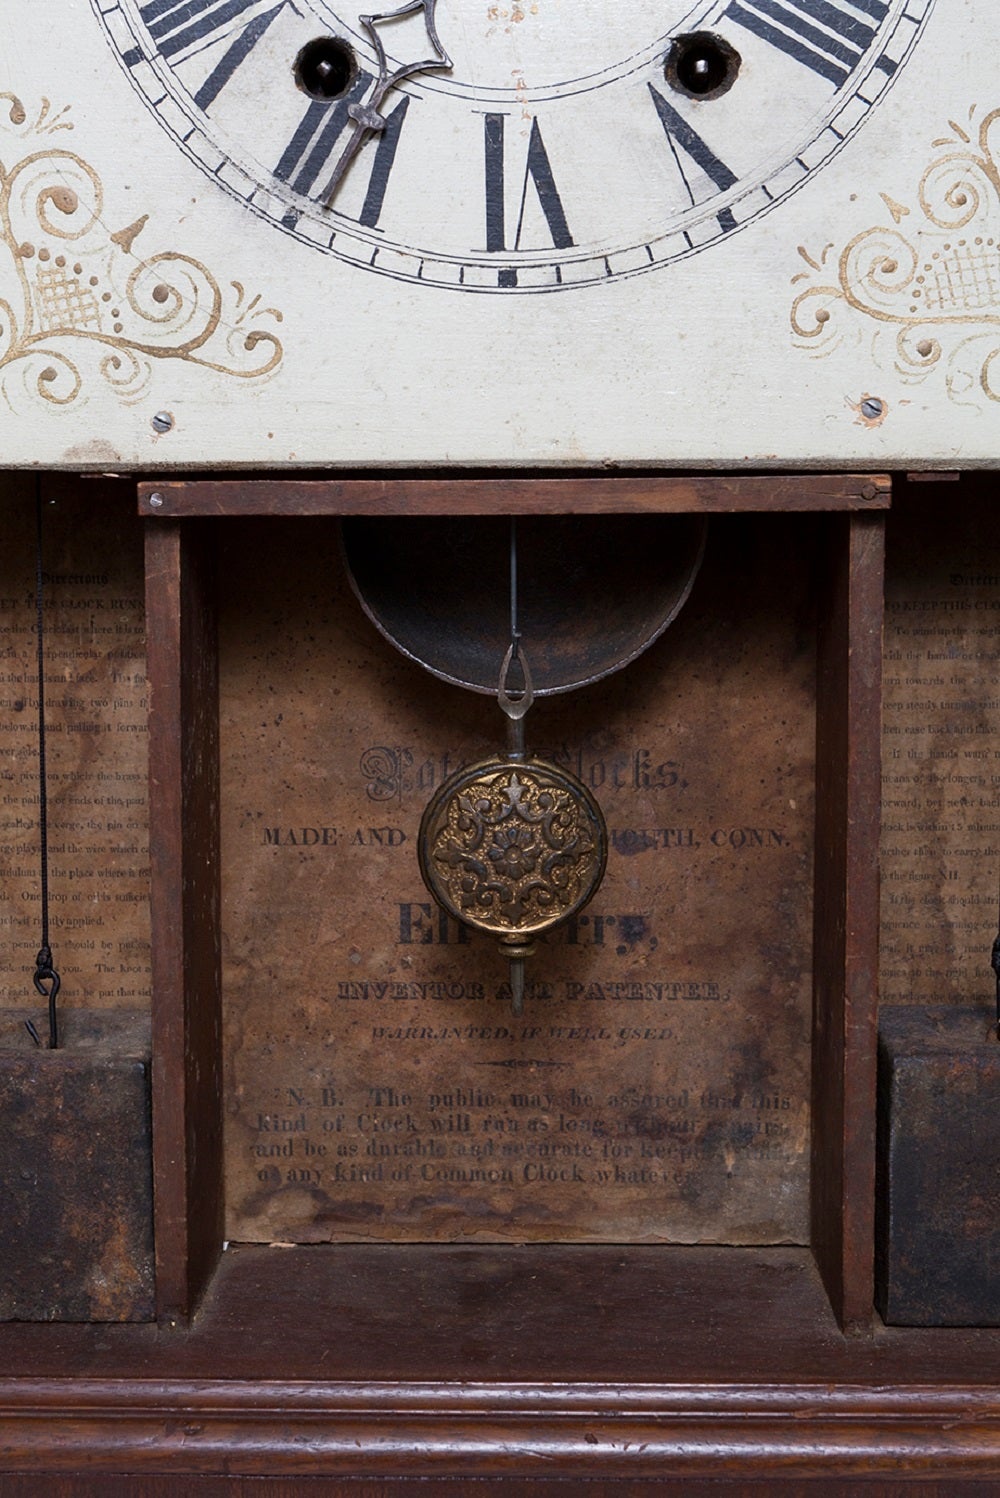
left=95, top=0, right=933, bottom=291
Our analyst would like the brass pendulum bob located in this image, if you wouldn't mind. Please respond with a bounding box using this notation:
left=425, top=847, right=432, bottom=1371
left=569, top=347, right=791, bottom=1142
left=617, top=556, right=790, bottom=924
left=418, top=524, right=607, bottom=1013
left=418, top=642, right=607, bottom=1013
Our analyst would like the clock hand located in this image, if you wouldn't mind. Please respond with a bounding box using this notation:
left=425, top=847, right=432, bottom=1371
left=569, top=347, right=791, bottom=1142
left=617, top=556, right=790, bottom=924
left=324, top=0, right=452, bottom=207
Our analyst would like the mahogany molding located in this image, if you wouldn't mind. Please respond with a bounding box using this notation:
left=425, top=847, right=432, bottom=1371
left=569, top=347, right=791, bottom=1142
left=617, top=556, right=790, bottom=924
left=2, top=1379, right=1000, bottom=1480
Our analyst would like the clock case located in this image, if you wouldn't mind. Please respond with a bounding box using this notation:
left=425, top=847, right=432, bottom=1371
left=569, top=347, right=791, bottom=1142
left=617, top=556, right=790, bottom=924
left=3, top=469, right=1000, bottom=1492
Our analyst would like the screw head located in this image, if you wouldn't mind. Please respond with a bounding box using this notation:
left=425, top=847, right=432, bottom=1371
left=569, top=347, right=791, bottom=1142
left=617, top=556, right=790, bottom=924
left=861, top=397, right=884, bottom=421
left=151, top=410, right=174, bottom=434
left=148, top=493, right=164, bottom=509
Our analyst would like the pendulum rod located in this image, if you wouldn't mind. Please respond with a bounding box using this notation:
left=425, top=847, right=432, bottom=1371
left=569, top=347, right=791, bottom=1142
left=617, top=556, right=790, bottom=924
left=419, top=521, right=607, bottom=1023
left=498, top=517, right=534, bottom=1013
left=506, top=517, right=525, bottom=760
left=26, top=481, right=61, bottom=1049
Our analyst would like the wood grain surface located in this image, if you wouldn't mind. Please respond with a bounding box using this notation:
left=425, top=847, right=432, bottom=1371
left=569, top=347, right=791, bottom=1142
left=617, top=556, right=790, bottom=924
left=138, top=476, right=892, bottom=518
left=146, top=521, right=224, bottom=1321
left=2, top=1245, right=1000, bottom=1479
left=8, top=475, right=1000, bottom=1487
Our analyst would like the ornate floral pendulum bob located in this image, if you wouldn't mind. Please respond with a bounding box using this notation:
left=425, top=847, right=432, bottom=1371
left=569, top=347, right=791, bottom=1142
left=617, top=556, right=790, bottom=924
left=418, top=523, right=607, bottom=1013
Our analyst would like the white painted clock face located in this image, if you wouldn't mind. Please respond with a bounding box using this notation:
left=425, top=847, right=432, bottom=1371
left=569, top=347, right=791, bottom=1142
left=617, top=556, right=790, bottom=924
left=2, top=0, right=992, bottom=467
left=94, top=0, right=932, bottom=291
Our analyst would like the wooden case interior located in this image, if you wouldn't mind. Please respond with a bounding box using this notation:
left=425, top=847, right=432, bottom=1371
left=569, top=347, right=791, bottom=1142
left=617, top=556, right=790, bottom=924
left=4, top=471, right=1000, bottom=1487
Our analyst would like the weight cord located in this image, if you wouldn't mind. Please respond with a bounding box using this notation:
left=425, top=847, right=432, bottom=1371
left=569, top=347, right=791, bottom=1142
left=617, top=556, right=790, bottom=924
left=26, top=482, right=60, bottom=1049
left=993, top=866, right=1000, bottom=1040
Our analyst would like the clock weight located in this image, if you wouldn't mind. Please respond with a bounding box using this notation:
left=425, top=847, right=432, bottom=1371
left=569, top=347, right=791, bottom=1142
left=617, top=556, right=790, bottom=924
left=0, top=484, right=154, bottom=1323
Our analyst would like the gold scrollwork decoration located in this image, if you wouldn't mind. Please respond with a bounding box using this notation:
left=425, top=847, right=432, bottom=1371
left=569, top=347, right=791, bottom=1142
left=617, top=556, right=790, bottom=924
left=0, top=94, right=283, bottom=410
left=419, top=759, right=608, bottom=940
left=791, top=106, right=1000, bottom=406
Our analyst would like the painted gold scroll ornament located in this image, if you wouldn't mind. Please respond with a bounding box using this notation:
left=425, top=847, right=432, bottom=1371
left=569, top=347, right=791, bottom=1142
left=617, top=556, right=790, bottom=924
left=792, top=106, right=1000, bottom=408
left=0, top=93, right=283, bottom=410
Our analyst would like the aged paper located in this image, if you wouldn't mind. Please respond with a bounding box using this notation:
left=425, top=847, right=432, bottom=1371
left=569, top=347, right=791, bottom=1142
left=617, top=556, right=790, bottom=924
left=881, top=482, right=1000, bottom=1006
left=0, top=479, right=150, bottom=1022
left=221, top=516, right=815, bottom=1244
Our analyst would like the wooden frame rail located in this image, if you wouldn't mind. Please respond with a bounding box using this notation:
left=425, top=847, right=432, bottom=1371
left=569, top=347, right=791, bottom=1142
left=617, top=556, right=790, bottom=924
left=812, top=512, right=885, bottom=1330
left=146, top=520, right=223, bottom=1322
left=140, top=480, right=886, bottom=1330
left=137, top=474, right=891, bottom=518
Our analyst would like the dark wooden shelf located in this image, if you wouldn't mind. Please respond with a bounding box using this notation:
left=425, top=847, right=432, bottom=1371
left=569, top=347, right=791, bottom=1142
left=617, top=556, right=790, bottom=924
left=6, top=1242, right=1000, bottom=1385
left=2, top=1245, right=1000, bottom=1481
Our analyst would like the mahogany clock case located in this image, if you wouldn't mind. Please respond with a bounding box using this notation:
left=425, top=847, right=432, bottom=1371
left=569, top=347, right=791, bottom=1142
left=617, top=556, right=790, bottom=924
left=2, top=472, right=1000, bottom=1489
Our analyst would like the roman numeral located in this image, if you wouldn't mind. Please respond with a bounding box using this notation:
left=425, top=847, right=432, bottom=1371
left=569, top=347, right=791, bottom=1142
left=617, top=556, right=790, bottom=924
left=194, top=3, right=287, bottom=108
left=725, top=0, right=888, bottom=86
left=484, top=114, right=573, bottom=280
left=648, top=85, right=738, bottom=233
left=141, top=0, right=262, bottom=60
left=138, top=0, right=291, bottom=111
left=275, top=74, right=410, bottom=227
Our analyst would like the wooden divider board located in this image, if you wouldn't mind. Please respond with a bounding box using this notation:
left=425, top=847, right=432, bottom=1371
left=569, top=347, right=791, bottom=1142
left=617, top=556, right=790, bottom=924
left=219, top=514, right=816, bottom=1245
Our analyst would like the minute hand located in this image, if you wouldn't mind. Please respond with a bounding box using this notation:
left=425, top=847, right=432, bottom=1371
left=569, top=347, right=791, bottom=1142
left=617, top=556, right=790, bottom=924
left=323, top=0, right=452, bottom=208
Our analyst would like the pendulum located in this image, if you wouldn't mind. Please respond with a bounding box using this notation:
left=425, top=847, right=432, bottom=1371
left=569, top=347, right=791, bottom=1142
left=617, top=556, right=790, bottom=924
left=342, top=508, right=707, bottom=1016
left=417, top=522, right=607, bottom=1013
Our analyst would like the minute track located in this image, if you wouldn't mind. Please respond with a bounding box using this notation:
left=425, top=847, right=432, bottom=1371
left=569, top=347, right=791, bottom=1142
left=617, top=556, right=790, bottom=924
left=93, top=0, right=935, bottom=292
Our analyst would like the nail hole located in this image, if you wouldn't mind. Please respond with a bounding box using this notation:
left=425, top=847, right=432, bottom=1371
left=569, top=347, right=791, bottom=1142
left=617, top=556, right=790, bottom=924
left=665, top=32, right=741, bottom=100
left=294, top=36, right=358, bottom=101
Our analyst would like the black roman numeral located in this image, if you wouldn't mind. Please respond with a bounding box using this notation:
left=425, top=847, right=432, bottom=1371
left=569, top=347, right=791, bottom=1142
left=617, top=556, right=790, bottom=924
left=137, top=0, right=290, bottom=111
left=724, top=0, right=888, bottom=86
left=484, top=114, right=573, bottom=285
left=275, top=74, right=409, bottom=227
left=648, top=85, right=738, bottom=233
left=141, top=0, right=261, bottom=60
left=193, top=4, right=287, bottom=109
